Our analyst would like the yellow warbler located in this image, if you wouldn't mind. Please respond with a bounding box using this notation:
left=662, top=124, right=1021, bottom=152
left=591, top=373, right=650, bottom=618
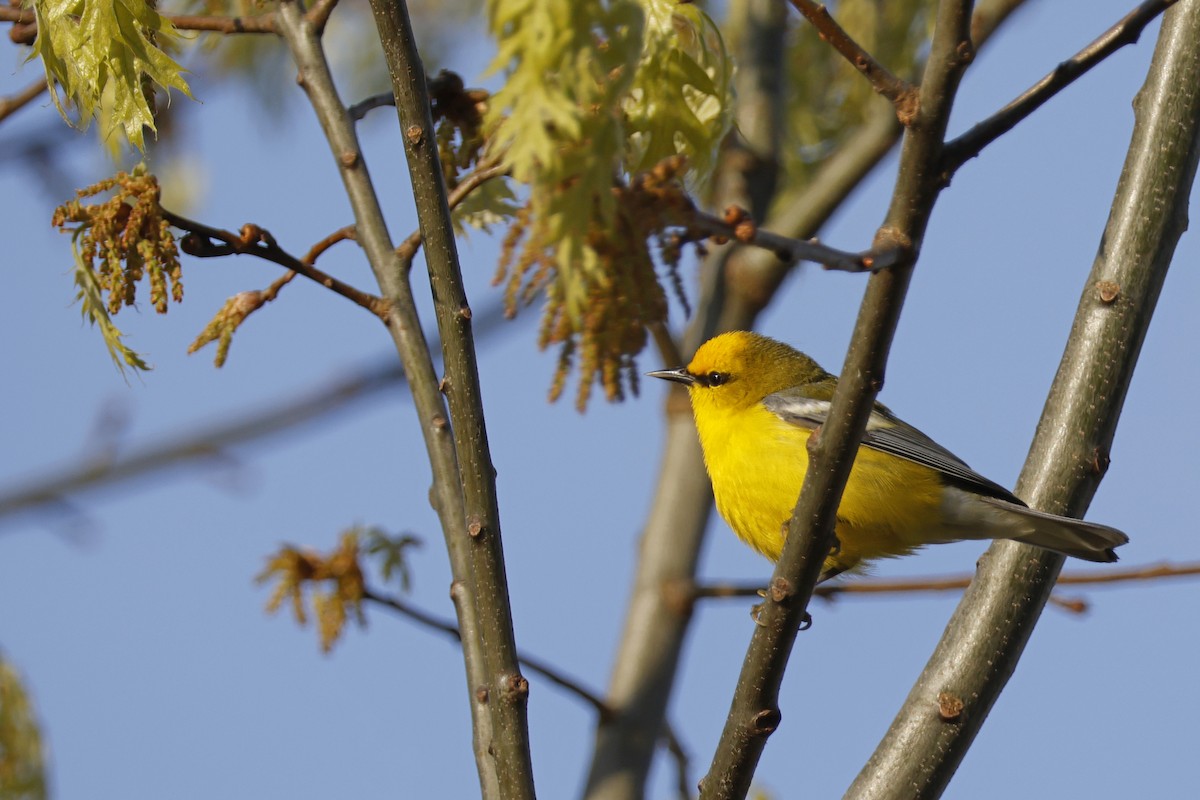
left=649, top=331, right=1128, bottom=582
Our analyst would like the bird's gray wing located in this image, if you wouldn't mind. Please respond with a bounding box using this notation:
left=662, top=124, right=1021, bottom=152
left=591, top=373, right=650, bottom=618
left=761, top=387, right=1022, bottom=504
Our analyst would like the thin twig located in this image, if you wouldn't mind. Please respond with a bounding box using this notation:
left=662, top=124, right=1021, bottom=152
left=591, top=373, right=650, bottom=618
left=647, top=321, right=685, bottom=375
left=691, top=561, right=1200, bottom=614
left=788, top=0, right=920, bottom=124
left=661, top=725, right=693, bottom=800
left=687, top=206, right=907, bottom=273
left=256, top=225, right=358, bottom=304
left=162, top=210, right=389, bottom=319
left=363, top=587, right=694, bottom=792
left=363, top=588, right=607, bottom=713
left=0, top=6, right=277, bottom=41
left=0, top=79, right=48, bottom=124
left=348, top=92, right=397, bottom=122
left=395, top=160, right=508, bottom=262
left=942, top=0, right=1179, bottom=175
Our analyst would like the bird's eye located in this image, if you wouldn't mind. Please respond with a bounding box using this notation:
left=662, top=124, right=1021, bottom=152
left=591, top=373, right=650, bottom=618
left=706, top=371, right=730, bottom=387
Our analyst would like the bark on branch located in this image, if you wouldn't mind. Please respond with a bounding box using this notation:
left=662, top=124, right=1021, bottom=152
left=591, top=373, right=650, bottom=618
left=846, top=2, right=1200, bottom=797
left=699, top=2, right=977, bottom=796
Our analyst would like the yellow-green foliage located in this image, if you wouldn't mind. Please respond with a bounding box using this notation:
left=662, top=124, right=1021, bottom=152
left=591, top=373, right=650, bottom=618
left=0, top=653, right=47, bottom=800
left=29, top=0, right=194, bottom=151
left=625, top=1, right=732, bottom=180
left=484, top=0, right=732, bottom=408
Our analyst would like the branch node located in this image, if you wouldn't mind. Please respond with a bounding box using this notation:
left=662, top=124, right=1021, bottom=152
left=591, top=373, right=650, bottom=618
left=956, top=39, right=976, bottom=66
left=405, top=124, right=425, bottom=147
left=339, top=150, right=361, bottom=168
left=504, top=673, right=531, bottom=702
left=734, top=219, right=757, bottom=243
left=937, top=692, right=965, bottom=722
left=660, top=578, right=697, bottom=619
left=872, top=224, right=913, bottom=254
left=895, top=89, right=921, bottom=127
left=767, top=576, right=794, bottom=604
left=749, top=708, right=781, bottom=735
left=1096, top=280, right=1121, bottom=303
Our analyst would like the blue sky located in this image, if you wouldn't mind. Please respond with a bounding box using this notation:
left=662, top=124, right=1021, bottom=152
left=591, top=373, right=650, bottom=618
left=1, top=1, right=1197, bottom=798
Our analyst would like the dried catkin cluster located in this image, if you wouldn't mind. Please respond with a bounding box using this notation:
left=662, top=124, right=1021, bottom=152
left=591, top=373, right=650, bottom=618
left=494, top=156, right=698, bottom=410
left=52, top=170, right=182, bottom=316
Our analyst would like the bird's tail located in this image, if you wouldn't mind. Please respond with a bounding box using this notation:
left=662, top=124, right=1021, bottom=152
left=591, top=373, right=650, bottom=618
left=978, top=496, right=1129, bottom=563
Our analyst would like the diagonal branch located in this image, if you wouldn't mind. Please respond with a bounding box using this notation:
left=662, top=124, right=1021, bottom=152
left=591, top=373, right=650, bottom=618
left=585, top=3, right=1033, bottom=799
left=365, top=587, right=696, bottom=799
left=847, top=3, right=1200, bottom=796
left=685, top=206, right=906, bottom=273
left=395, top=159, right=508, bottom=262
left=788, top=0, right=920, bottom=124
left=0, top=361, right=402, bottom=525
left=363, top=0, right=535, bottom=797
left=163, top=210, right=388, bottom=318
left=273, top=2, right=508, bottom=795
left=0, top=79, right=48, bottom=125
left=720, top=0, right=1030, bottom=327
left=942, top=0, right=1180, bottom=176
left=699, top=2, right=977, bottom=797
left=0, top=300, right=510, bottom=528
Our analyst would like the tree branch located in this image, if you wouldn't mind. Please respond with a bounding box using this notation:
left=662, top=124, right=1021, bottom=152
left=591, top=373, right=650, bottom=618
left=788, top=0, right=920, bottom=124
left=348, top=92, right=397, bottom=122
left=684, top=206, right=905, bottom=273
left=690, top=560, right=1200, bottom=607
left=847, top=2, right=1200, bottom=797
left=699, top=2, right=977, bottom=797
left=0, top=361, right=402, bottom=525
left=273, top=2, right=506, bottom=795
left=163, top=211, right=388, bottom=319
left=363, top=0, right=535, bottom=797
left=586, top=3, right=1033, bottom=798
left=0, top=79, right=47, bottom=125
left=0, top=6, right=278, bottom=41
left=942, top=0, right=1180, bottom=176
left=365, top=587, right=695, bottom=799
left=395, top=159, right=508, bottom=262
left=721, top=0, right=1032, bottom=327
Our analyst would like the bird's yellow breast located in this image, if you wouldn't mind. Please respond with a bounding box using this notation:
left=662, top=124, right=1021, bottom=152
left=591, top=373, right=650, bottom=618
left=694, top=401, right=946, bottom=571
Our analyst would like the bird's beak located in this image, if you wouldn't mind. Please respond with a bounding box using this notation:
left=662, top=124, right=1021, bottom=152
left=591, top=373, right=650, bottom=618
left=647, top=368, right=696, bottom=386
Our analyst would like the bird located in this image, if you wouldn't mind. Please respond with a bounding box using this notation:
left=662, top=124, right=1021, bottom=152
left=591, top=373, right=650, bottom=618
left=648, top=330, right=1129, bottom=583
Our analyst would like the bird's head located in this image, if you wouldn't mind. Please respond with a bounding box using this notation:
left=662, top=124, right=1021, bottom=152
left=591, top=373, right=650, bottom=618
left=648, top=331, right=830, bottom=412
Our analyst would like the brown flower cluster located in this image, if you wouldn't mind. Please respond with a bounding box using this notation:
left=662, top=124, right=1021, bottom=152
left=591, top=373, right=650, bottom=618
left=52, top=170, right=182, bottom=315
left=494, top=156, right=699, bottom=410
left=257, top=531, right=367, bottom=654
